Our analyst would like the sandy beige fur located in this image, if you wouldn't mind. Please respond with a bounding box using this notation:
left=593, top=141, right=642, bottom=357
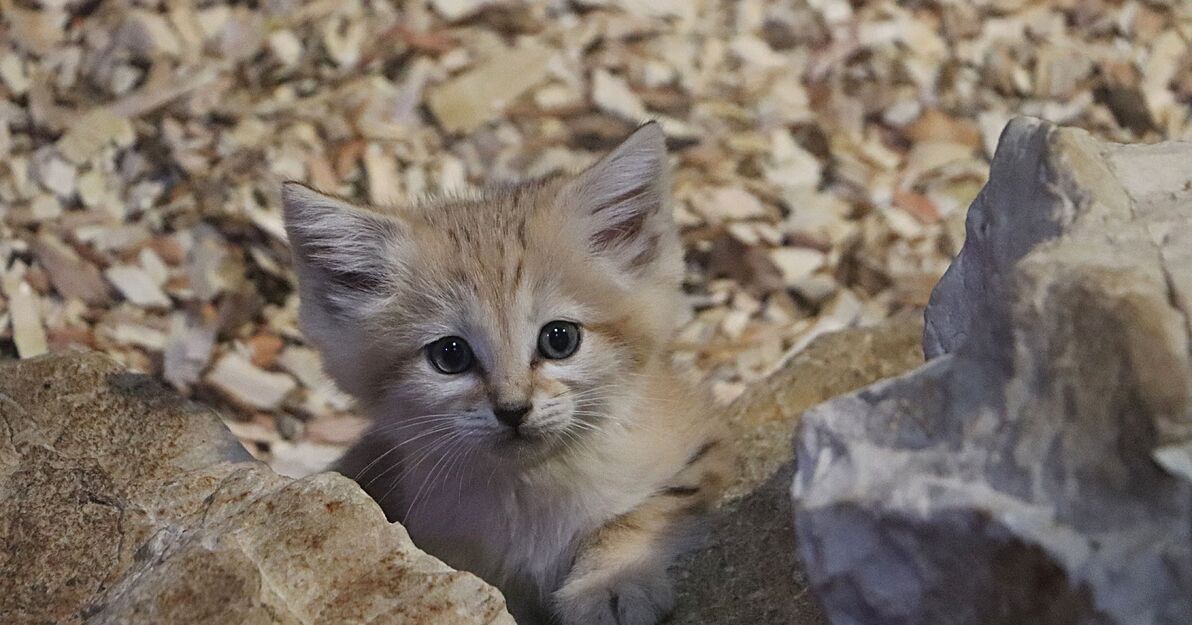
left=282, top=123, right=730, bottom=625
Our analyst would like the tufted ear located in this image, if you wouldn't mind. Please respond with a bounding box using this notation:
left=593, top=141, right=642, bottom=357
left=281, top=182, right=404, bottom=320
left=561, top=122, right=677, bottom=275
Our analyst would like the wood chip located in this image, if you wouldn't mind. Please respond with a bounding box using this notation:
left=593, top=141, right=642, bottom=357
left=428, top=43, right=553, bottom=133
left=105, top=265, right=172, bottom=308
left=31, top=234, right=111, bottom=304
left=1, top=267, right=48, bottom=358
left=592, top=69, right=649, bottom=122
left=206, top=352, right=297, bottom=411
left=56, top=109, right=136, bottom=164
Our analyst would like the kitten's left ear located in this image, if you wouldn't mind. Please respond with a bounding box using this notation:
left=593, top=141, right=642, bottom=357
left=562, top=121, right=677, bottom=275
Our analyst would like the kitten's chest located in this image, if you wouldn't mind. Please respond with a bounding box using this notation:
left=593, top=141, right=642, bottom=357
left=401, top=466, right=638, bottom=594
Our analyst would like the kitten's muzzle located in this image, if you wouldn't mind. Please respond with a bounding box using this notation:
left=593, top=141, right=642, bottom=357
left=493, top=403, right=532, bottom=430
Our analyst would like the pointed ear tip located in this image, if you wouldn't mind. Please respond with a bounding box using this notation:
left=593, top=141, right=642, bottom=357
left=635, top=120, right=665, bottom=142
left=281, top=181, right=308, bottom=204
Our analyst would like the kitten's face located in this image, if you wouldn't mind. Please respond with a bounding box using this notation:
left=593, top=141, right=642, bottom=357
left=283, top=123, right=683, bottom=463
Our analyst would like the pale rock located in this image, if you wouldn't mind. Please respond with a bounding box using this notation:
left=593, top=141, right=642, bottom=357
left=794, top=118, right=1192, bottom=625
left=591, top=68, right=649, bottom=122
left=670, top=318, right=925, bottom=625
left=105, top=265, right=172, bottom=308
left=0, top=353, right=515, bottom=625
left=207, top=351, right=297, bottom=411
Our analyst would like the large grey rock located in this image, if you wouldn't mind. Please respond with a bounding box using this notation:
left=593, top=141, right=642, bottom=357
left=0, top=353, right=514, bottom=625
left=671, top=316, right=925, bottom=625
left=793, top=117, right=1192, bottom=625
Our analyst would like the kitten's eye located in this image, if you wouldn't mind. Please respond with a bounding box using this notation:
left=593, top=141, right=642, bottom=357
left=427, top=336, right=474, bottom=374
left=538, top=321, right=581, bottom=360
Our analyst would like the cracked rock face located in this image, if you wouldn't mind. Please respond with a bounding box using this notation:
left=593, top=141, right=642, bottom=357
left=0, top=353, right=514, bottom=625
left=672, top=316, right=925, bottom=625
left=793, top=117, right=1192, bottom=625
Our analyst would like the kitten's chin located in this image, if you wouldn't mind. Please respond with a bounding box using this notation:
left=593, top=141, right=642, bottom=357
left=484, top=428, right=575, bottom=465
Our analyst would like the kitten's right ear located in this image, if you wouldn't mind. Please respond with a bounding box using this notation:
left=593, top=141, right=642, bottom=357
left=281, top=182, right=403, bottom=318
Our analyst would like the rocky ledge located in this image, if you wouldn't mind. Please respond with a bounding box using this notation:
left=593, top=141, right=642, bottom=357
left=4, top=117, right=1190, bottom=625
left=793, top=117, right=1192, bottom=624
left=0, top=353, right=513, bottom=625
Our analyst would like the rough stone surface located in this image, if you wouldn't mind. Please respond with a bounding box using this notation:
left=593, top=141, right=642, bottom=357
left=671, top=316, right=925, bottom=625
left=0, top=353, right=514, bottom=625
left=793, top=117, right=1192, bottom=625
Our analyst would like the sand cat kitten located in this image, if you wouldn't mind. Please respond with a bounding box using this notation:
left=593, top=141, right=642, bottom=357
left=281, top=123, right=729, bottom=625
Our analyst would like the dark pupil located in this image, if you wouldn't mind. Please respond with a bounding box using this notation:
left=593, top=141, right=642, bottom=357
left=431, top=337, right=472, bottom=373
left=547, top=326, right=571, bottom=352
left=540, top=321, right=579, bottom=359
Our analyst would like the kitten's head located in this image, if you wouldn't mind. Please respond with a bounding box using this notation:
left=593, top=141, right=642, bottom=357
left=282, top=123, right=683, bottom=462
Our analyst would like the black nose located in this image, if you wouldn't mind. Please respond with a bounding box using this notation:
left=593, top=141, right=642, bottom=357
left=493, top=404, right=531, bottom=429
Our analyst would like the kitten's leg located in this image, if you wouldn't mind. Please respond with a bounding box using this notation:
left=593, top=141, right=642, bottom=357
left=553, top=441, right=728, bottom=625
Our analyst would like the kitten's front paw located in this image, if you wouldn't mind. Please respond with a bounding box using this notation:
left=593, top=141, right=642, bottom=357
left=554, top=568, right=674, bottom=625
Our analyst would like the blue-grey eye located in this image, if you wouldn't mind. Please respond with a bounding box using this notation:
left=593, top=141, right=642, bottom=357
left=427, top=336, right=473, bottom=374
left=538, top=321, right=581, bottom=360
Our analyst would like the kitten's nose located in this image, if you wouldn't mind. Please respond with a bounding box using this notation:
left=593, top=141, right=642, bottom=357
left=493, top=403, right=532, bottom=429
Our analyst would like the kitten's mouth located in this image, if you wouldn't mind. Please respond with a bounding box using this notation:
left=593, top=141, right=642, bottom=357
left=502, top=426, right=542, bottom=444
left=492, top=425, right=567, bottom=458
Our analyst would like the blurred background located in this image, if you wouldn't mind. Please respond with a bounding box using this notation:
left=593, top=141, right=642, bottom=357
left=0, top=0, right=1188, bottom=473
